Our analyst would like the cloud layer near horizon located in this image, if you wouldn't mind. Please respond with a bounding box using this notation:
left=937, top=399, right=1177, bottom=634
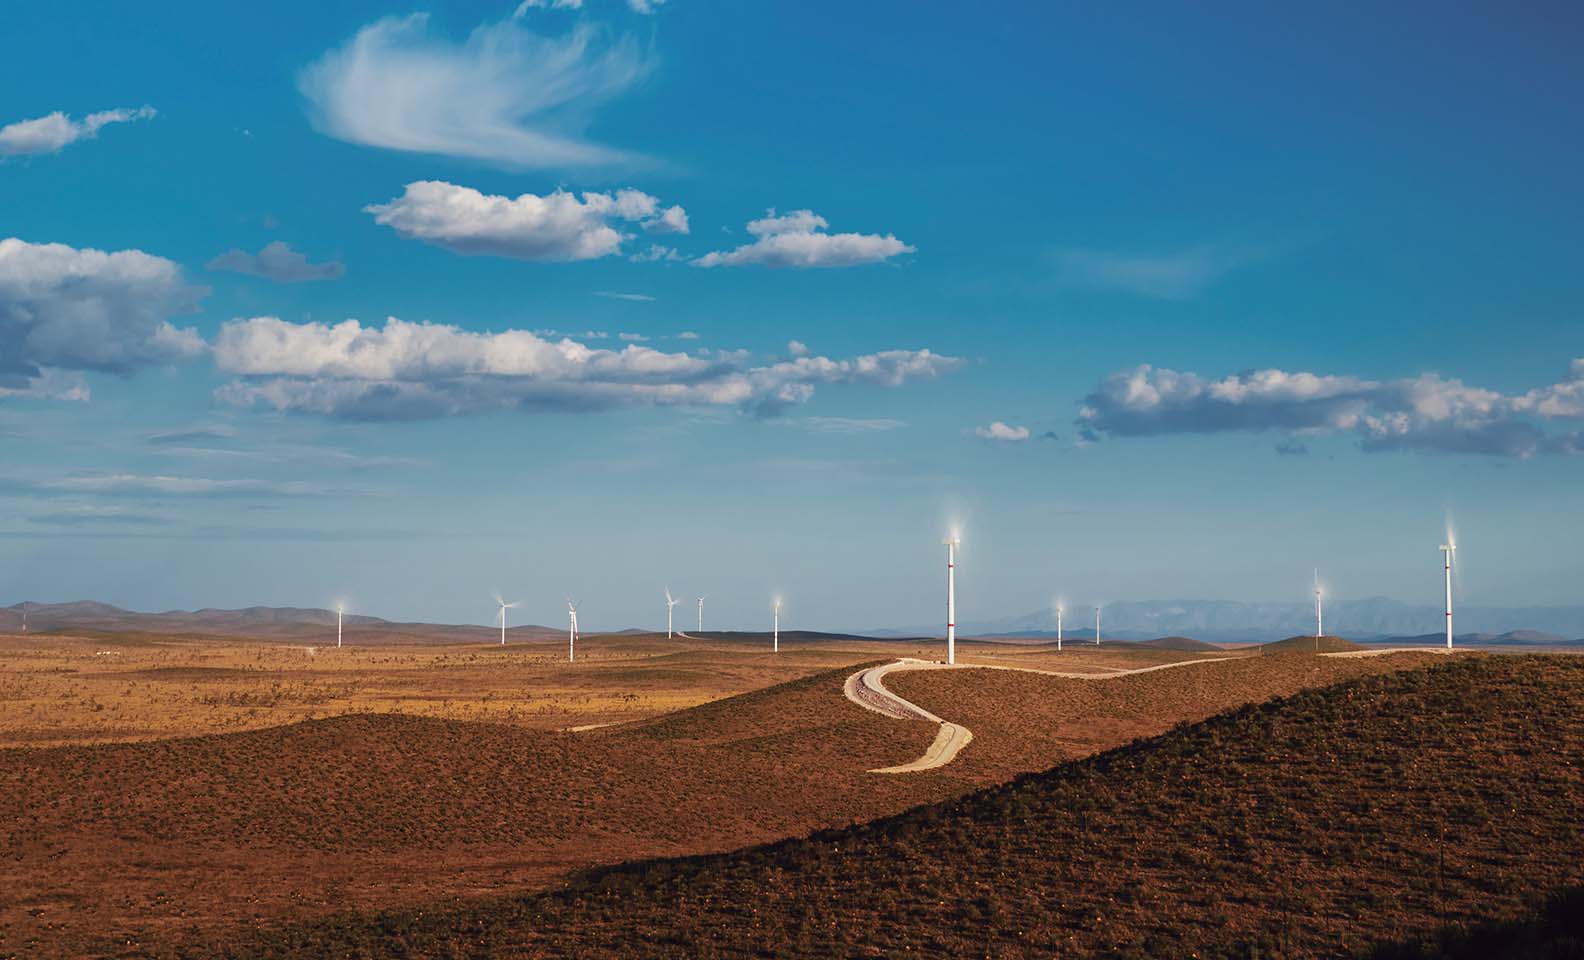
left=299, top=13, right=647, bottom=169
left=212, top=316, right=960, bottom=420
left=1078, top=362, right=1584, bottom=457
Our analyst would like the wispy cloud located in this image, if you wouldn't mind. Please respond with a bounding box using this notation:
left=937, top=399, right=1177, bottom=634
left=299, top=13, right=649, bottom=169
left=1077, top=360, right=1584, bottom=457
left=145, top=425, right=238, bottom=445
left=28, top=506, right=168, bottom=527
left=0, top=106, right=156, bottom=157
left=207, top=241, right=345, bottom=283
left=778, top=416, right=907, bottom=434
left=366, top=181, right=686, bottom=262
left=694, top=209, right=914, bottom=269
left=595, top=291, right=655, bottom=302
left=1052, top=244, right=1256, bottom=299
left=0, top=473, right=352, bottom=499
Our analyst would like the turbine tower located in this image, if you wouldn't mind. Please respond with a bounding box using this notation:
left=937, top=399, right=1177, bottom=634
left=566, top=599, right=579, bottom=662
left=773, top=597, right=782, bottom=653
left=1314, top=569, right=1323, bottom=639
left=697, top=595, right=706, bottom=634
left=1095, top=604, right=1101, bottom=645
left=1055, top=602, right=1063, bottom=651
left=943, top=533, right=960, bottom=665
left=337, top=603, right=344, bottom=649
left=665, top=589, right=679, bottom=639
left=1440, top=540, right=1456, bottom=649
left=495, top=594, right=519, bottom=646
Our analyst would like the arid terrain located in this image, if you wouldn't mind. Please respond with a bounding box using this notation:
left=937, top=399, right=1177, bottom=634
left=1, top=628, right=1577, bottom=958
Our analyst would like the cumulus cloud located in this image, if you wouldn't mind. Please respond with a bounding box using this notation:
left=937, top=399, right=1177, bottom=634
left=515, top=0, right=583, bottom=11
left=299, top=13, right=647, bottom=169
left=0, top=106, right=156, bottom=157
left=694, top=209, right=914, bottom=268
left=975, top=421, right=1031, bottom=442
left=365, top=181, right=687, bottom=262
left=211, top=315, right=961, bottom=421
left=628, top=0, right=665, bottom=12
left=207, top=241, right=345, bottom=283
left=1052, top=244, right=1254, bottom=300
left=0, top=238, right=205, bottom=396
left=1077, top=361, right=1584, bottom=458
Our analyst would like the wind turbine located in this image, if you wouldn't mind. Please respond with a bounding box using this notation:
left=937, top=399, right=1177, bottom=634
left=665, top=589, right=679, bottom=639
left=495, top=594, right=519, bottom=646
left=773, top=596, right=781, bottom=653
left=1095, top=604, right=1102, bottom=646
left=337, top=603, right=344, bottom=649
left=1055, top=601, right=1064, bottom=651
left=697, top=595, right=707, bottom=634
left=943, top=533, right=961, bottom=665
left=1440, top=538, right=1457, bottom=650
left=1315, top=569, right=1324, bottom=639
left=567, top=598, right=579, bottom=662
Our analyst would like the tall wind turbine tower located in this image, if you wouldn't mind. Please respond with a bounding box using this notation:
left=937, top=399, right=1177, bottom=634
left=1440, top=540, right=1456, bottom=649
left=1314, top=569, right=1324, bottom=639
left=697, top=595, right=706, bottom=634
left=665, top=589, right=679, bottom=639
left=337, top=603, right=344, bottom=649
left=1095, top=605, right=1102, bottom=646
left=566, top=599, right=579, bottom=662
left=943, top=533, right=960, bottom=665
left=773, top=597, right=781, bottom=653
left=1055, top=602, right=1064, bottom=651
left=495, top=594, right=519, bottom=646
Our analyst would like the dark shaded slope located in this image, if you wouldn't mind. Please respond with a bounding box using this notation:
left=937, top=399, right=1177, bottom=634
left=215, top=656, right=1584, bottom=959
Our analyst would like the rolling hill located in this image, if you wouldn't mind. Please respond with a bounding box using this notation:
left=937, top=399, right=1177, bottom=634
left=197, top=655, right=1584, bottom=959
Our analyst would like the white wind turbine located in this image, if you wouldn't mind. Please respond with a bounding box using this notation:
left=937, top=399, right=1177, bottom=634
left=337, top=603, right=344, bottom=649
left=943, top=532, right=960, bottom=665
left=773, top=596, right=782, bottom=653
left=665, top=588, right=679, bottom=639
left=494, top=593, right=519, bottom=646
left=1440, top=534, right=1457, bottom=650
left=697, top=595, right=707, bottom=634
left=567, top=598, right=579, bottom=662
left=1055, top=600, right=1064, bottom=651
left=1314, top=569, right=1324, bottom=640
left=1095, top=604, right=1102, bottom=645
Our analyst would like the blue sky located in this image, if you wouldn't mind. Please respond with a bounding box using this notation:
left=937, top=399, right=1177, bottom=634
left=2, top=1, right=1581, bottom=630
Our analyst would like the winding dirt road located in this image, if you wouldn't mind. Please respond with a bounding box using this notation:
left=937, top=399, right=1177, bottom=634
left=844, top=656, right=1235, bottom=774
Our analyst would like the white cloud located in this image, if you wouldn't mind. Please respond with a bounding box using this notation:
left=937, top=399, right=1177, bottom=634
left=0, top=238, right=205, bottom=396
left=781, top=416, right=906, bottom=434
left=630, top=244, right=681, bottom=263
left=0, top=106, right=156, bottom=157
left=975, top=421, right=1030, bottom=442
left=594, top=291, right=655, bottom=301
left=212, top=316, right=961, bottom=421
left=298, top=13, right=648, bottom=169
left=676, top=331, right=699, bottom=340
left=207, top=241, right=345, bottom=283
left=694, top=209, right=915, bottom=268
left=787, top=340, right=810, bottom=357
left=617, top=332, right=649, bottom=342
left=628, top=0, right=665, bottom=12
left=515, top=0, right=583, bottom=12
left=1052, top=245, right=1256, bottom=300
left=365, top=181, right=687, bottom=262
left=643, top=204, right=689, bottom=234
left=1077, top=361, right=1584, bottom=458
left=0, top=473, right=338, bottom=499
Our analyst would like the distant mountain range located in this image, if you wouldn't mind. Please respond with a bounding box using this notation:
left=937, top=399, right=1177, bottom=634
left=4, top=598, right=1582, bottom=647
left=0, top=601, right=563, bottom=644
left=876, top=597, right=1584, bottom=645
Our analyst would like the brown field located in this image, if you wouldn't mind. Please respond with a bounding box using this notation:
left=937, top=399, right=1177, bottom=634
left=0, top=629, right=1541, bottom=958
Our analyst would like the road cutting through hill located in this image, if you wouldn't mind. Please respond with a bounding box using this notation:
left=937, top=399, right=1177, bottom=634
left=844, top=656, right=1236, bottom=774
